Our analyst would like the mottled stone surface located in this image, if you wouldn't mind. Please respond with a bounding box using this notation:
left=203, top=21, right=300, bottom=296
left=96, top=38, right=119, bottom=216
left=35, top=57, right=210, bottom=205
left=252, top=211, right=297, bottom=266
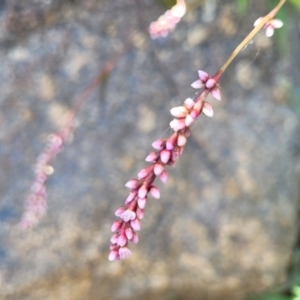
left=0, top=0, right=300, bottom=299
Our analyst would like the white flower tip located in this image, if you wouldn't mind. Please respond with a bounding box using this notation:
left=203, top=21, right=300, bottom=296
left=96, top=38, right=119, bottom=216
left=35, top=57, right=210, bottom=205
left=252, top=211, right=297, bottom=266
left=170, top=106, right=188, bottom=118
left=198, top=70, right=209, bottom=82
left=191, top=80, right=204, bottom=89
left=265, top=26, right=274, bottom=37
left=272, top=19, right=283, bottom=28
left=202, top=102, right=214, bottom=117
left=254, top=17, right=263, bottom=27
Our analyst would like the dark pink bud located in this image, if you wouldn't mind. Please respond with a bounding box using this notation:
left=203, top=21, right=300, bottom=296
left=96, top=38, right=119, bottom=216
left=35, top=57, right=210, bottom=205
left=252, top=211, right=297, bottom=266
left=160, top=150, right=171, bottom=164
left=150, top=186, right=160, bottom=199
left=130, top=218, right=141, bottom=231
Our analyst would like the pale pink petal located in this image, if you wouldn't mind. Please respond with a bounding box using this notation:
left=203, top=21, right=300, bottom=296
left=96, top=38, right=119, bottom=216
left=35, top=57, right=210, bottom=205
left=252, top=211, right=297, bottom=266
left=159, top=170, right=168, bottom=183
left=115, top=206, right=126, bottom=217
left=125, top=179, right=139, bottom=189
left=206, top=78, right=216, bottom=89
left=185, top=114, right=194, bottom=126
left=170, top=106, right=188, bottom=118
left=136, top=208, right=144, bottom=219
left=254, top=17, right=263, bottom=27
left=150, top=186, right=160, bottom=199
left=265, top=26, right=274, bottom=37
left=184, top=98, right=195, bottom=109
left=198, top=70, right=209, bottom=82
left=202, top=102, right=214, bottom=117
left=117, top=234, right=127, bottom=247
left=120, top=209, right=136, bottom=222
left=138, top=185, right=148, bottom=198
left=160, top=149, right=171, bottom=164
left=154, top=163, right=164, bottom=176
left=271, top=19, right=283, bottom=28
left=191, top=80, right=204, bottom=89
left=145, top=152, right=159, bottom=162
left=108, top=249, right=119, bottom=261
left=119, top=247, right=132, bottom=260
left=130, top=218, right=141, bottom=231
left=211, top=87, right=221, bottom=100
left=166, top=133, right=178, bottom=150
left=152, top=139, right=165, bottom=150
left=110, top=233, right=118, bottom=244
left=170, top=119, right=186, bottom=131
left=125, top=227, right=133, bottom=240
left=125, top=191, right=137, bottom=204
left=177, top=134, right=187, bottom=146
left=131, top=232, right=139, bottom=244
left=138, top=197, right=147, bottom=209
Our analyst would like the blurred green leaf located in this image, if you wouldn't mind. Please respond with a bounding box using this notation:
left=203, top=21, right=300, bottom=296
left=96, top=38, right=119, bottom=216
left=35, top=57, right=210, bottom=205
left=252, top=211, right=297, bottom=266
left=236, top=0, right=249, bottom=15
left=288, top=0, right=300, bottom=12
left=293, top=286, right=300, bottom=297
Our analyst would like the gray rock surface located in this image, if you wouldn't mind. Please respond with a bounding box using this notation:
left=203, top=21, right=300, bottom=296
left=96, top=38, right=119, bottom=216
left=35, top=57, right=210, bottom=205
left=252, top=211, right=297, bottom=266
left=0, top=0, right=299, bottom=299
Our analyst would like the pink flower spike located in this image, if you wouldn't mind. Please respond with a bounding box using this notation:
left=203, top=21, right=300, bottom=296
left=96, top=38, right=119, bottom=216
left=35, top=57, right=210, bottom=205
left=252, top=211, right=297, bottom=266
left=202, top=102, right=214, bottom=117
left=152, top=139, right=165, bottom=150
left=211, top=87, right=221, bottom=101
left=125, top=179, right=139, bottom=189
left=138, top=197, right=147, bottom=209
left=136, top=208, right=144, bottom=219
left=145, top=152, right=158, bottom=162
left=170, top=119, right=186, bottom=131
left=150, top=186, right=160, bottom=199
left=159, top=170, right=168, bottom=183
left=198, top=70, right=209, bottom=82
left=131, top=232, right=139, bottom=244
left=160, top=149, right=171, bottom=164
left=170, top=106, right=188, bottom=118
left=115, top=206, right=126, bottom=217
left=120, top=209, right=136, bottom=222
left=108, top=249, right=119, bottom=261
left=191, top=80, right=204, bottom=89
left=125, top=227, right=133, bottom=240
left=177, top=134, right=187, bottom=146
left=185, top=114, right=194, bottom=126
left=117, top=234, right=128, bottom=247
left=154, top=163, right=164, bottom=176
left=138, top=185, right=148, bottom=199
left=119, top=247, right=132, bottom=260
left=130, top=218, right=141, bottom=231
left=184, top=98, right=195, bottom=110
left=111, top=220, right=123, bottom=232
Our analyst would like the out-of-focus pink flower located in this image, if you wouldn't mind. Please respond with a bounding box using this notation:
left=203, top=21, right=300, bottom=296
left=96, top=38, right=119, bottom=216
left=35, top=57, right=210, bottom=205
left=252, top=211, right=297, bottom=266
left=254, top=17, right=283, bottom=37
left=149, top=0, right=186, bottom=39
left=191, top=70, right=221, bottom=101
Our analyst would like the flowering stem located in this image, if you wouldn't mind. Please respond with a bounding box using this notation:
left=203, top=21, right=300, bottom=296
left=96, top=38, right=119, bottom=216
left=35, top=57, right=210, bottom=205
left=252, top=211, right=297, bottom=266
left=213, top=0, right=287, bottom=82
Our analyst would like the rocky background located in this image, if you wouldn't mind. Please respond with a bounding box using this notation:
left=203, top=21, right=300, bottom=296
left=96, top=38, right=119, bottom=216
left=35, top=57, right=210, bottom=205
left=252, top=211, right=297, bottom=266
left=0, top=0, right=299, bottom=299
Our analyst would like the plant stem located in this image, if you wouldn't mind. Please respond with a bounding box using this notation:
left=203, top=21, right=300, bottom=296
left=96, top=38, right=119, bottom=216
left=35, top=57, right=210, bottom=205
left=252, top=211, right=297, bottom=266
left=213, top=0, right=286, bottom=82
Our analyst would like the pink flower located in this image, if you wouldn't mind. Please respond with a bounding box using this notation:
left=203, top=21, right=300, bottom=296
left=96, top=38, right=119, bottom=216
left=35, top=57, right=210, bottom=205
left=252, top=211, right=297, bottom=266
left=191, top=70, right=221, bottom=101
left=254, top=18, right=283, bottom=37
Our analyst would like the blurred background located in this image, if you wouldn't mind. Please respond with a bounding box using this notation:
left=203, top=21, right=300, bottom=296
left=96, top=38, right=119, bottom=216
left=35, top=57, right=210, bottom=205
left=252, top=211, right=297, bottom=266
left=0, top=0, right=299, bottom=299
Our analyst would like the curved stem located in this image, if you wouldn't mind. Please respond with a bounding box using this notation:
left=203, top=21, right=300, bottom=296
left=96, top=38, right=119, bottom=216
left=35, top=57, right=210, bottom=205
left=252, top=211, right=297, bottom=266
left=213, top=0, right=286, bottom=82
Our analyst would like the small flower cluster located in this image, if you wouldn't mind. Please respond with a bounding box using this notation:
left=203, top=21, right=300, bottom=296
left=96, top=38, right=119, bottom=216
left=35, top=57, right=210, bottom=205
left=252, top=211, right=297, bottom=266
left=254, top=17, right=283, bottom=37
left=109, top=70, right=219, bottom=261
left=148, top=0, right=186, bottom=39
left=19, top=127, right=72, bottom=230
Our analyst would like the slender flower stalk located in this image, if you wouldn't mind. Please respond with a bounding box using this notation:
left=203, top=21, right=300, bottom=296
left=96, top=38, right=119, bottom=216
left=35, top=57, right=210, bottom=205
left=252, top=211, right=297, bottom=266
left=109, top=0, right=287, bottom=261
